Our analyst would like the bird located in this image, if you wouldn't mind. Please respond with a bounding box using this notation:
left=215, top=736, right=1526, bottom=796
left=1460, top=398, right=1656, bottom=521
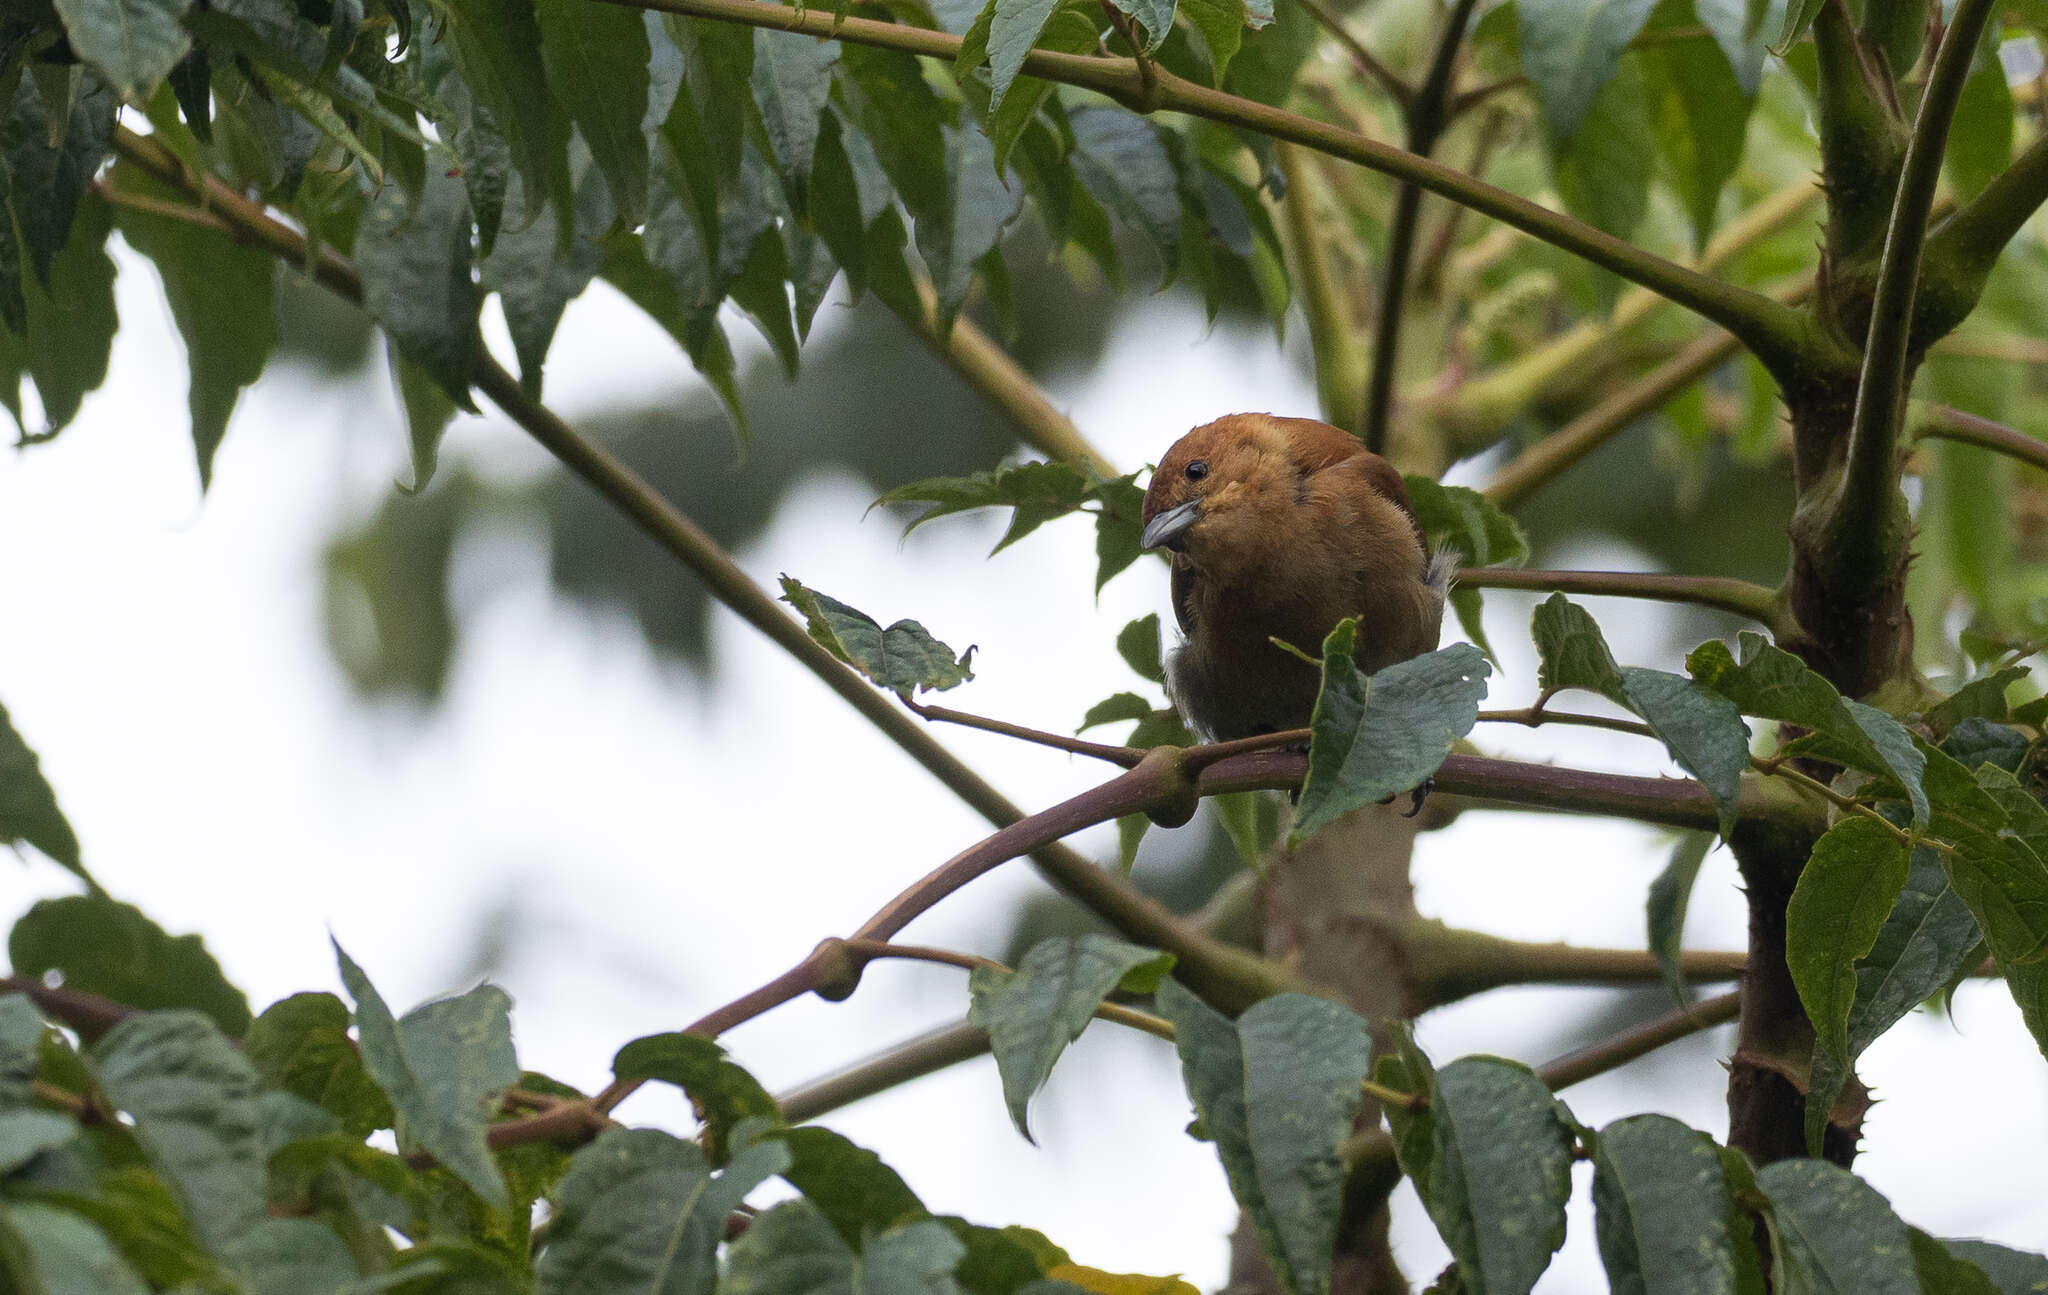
left=1138, top=413, right=1456, bottom=753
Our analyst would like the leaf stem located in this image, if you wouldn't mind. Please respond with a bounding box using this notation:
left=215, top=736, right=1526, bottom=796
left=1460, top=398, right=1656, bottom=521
left=1455, top=567, right=1783, bottom=624
left=903, top=696, right=1144, bottom=765
left=1475, top=708, right=1658, bottom=739
left=594, top=0, right=1816, bottom=374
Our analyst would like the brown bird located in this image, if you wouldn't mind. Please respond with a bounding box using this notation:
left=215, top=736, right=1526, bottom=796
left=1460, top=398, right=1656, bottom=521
left=1139, top=413, right=1455, bottom=744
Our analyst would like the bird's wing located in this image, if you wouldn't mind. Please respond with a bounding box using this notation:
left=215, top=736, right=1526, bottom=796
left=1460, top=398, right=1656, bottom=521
left=1169, top=557, right=1197, bottom=637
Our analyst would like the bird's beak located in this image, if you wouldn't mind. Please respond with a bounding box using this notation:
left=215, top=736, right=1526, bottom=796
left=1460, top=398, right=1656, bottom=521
left=1140, top=498, right=1202, bottom=552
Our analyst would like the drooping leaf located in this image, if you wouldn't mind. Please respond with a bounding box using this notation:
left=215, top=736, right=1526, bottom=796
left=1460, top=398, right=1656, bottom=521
left=1212, top=790, right=1278, bottom=870
left=1154, top=981, right=1370, bottom=1295
left=1909, top=1229, right=2003, bottom=1295
left=874, top=461, right=1094, bottom=552
left=1590, top=1113, right=1753, bottom=1295
left=1116, top=614, right=1166, bottom=684
left=536, top=1126, right=786, bottom=1295
left=1647, top=831, right=1714, bottom=1007
left=770, top=1125, right=927, bottom=1245
left=752, top=27, right=838, bottom=203
left=113, top=162, right=277, bottom=490
left=535, top=0, right=649, bottom=225
left=2, top=72, right=114, bottom=291
left=50, top=0, right=192, bottom=100
left=980, top=0, right=1063, bottom=112
left=0, top=700, right=84, bottom=882
left=839, top=44, right=947, bottom=221
left=918, top=125, right=1023, bottom=329
left=1092, top=474, right=1146, bottom=593
left=967, top=935, right=1173, bottom=1139
left=88, top=1012, right=266, bottom=1253
left=389, top=342, right=457, bottom=492
left=1695, top=0, right=1776, bottom=94
left=610, top=1032, right=779, bottom=1164
left=0, top=1202, right=150, bottom=1295
left=1688, top=633, right=1927, bottom=828
left=777, top=577, right=976, bottom=696
left=1641, top=19, right=1752, bottom=249
left=1292, top=634, right=1490, bottom=844
left=1551, top=58, right=1654, bottom=241
left=1404, top=476, right=1529, bottom=568
left=9, top=895, right=250, bottom=1036
left=334, top=941, right=515, bottom=1209
left=439, top=0, right=560, bottom=211
left=356, top=167, right=480, bottom=414
left=1068, top=108, right=1181, bottom=286
left=1, top=191, right=118, bottom=436
left=1518, top=0, right=1659, bottom=134
left=1754, top=1159, right=1918, bottom=1295
left=1079, top=692, right=1154, bottom=733
left=244, top=992, right=395, bottom=1137
left=1422, top=1058, right=1576, bottom=1295
left=1945, top=25, right=2014, bottom=204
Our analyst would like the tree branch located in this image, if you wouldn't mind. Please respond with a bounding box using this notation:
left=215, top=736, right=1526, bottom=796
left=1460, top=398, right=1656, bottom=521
left=596, top=0, right=1817, bottom=376
left=1276, top=143, right=1367, bottom=433
left=1923, top=129, right=2048, bottom=322
left=1360, top=0, right=1480, bottom=456
left=1913, top=403, right=2048, bottom=475
left=903, top=696, right=1142, bottom=765
left=1455, top=567, right=1783, bottom=624
left=1292, top=0, right=1409, bottom=107
left=1825, top=0, right=1997, bottom=587
left=1405, top=920, right=1746, bottom=1009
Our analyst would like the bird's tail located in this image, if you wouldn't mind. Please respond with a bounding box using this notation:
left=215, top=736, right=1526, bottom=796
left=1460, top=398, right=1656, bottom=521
left=1425, top=548, right=1461, bottom=597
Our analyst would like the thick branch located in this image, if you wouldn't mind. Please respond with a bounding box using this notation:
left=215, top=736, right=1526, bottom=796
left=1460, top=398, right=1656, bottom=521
left=599, top=0, right=1816, bottom=375
left=1455, top=567, right=1782, bottom=625
left=1923, top=130, right=2048, bottom=319
left=1359, top=0, right=1479, bottom=456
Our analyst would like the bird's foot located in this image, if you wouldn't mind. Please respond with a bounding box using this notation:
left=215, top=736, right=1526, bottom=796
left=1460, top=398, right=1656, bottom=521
left=1375, top=778, right=1433, bottom=817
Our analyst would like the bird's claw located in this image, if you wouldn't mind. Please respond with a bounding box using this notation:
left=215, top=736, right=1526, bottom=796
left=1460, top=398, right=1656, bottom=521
left=1402, top=777, right=1433, bottom=818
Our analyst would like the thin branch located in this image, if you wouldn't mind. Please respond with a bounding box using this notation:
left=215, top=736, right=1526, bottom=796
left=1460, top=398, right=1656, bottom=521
left=597, top=0, right=1817, bottom=376
left=1445, top=23, right=1716, bottom=119
left=902, top=696, right=1143, bottom=766
left=1476, top=708, right=1658, bottom=739
left=1830, top=0, right=1998, bottom=576
left=897, top=275, right=1116, bottom=477
left=778, top=1020, right=991, bottom=1124
left=1535, top=988, right=1742, bottom=1089
left=1406, top=920, right=1746, bottom=1008
left=1455, top=567, right=1782, bottom=624
left=1292, top=0, right=1410, bottom=107
left=0, top=976, right=136, bottom=1041
left=1914, top=403, right=2048, bottom=475
left=1360, top=0, right=1481, bottom=455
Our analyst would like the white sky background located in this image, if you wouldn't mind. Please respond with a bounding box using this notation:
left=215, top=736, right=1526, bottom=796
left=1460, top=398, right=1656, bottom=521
left=0, top=244, right=2042, bottom=1285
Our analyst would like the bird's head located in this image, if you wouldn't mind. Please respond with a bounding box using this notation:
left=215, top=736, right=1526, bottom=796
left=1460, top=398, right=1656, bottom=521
left=1141, top=414, right=1345, bottom=571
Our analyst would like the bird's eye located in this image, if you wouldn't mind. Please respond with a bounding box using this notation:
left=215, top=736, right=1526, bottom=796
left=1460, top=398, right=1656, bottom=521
left=1185, top=460, right=1209, bottom=482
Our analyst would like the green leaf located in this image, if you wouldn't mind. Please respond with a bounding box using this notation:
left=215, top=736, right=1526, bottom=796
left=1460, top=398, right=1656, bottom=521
left=1114, top=813, right=1148, bottom=873
left=536, top=0, right=649, bottom=225
left=598, top=230, right=747, bottom=440
left=357, top=167, right=480, bottom=414
left=389, top=342, right=457, bottom=492
left=1178, top=0, right=1247, bottom=84
left=1551, top=58, right=1654, bottom=241
left=1787, top=816, right=1908, bottom=1153
left=1421, top=1058, right=1575, bottom=1294
left=1091, top=474, right=1146, bottom=593
left=777, top=577, right=976, bottom=696
left=771, top=1125, right=926, bottom=1245
left=9, top=894, right=250, bottom=1036
left=89, top=1012, right=266, bottom=1252
left=1117, top=614, right=1166, bottom=684
left=1754, top=1159, right=1918, bottom=1295
left=0, top=1202, right=149, bottom=1295
left=536, top=1126, right=786, bottom=1295
left=1924, top=667, right=2027, bottom=739
left=1590, top=1114, right=1751, bottom=1295
left=113, top=163, right=277, bottom=490
left=982, top=0, right=1063, bottom=111
left=918, top=126, right=1023, bottom=328
left=440, top=0, right=560, bottom=211
left=1107, top=0, right=1174, bottom=48
left=1946, top=1239, right=2048, bottom=1295
left=982, top=3, right=1097, bottom=172
left=0, top=995, right=48, bottom=1107
left=51, top=0, right=191, bottom=100
left=1079, top=692, right=1153, bottom=732
left=724, top=1201, right=966, bottom=1295
left=1403, top=476, right=1529, bottom=568
left=334, top=941, right=515, bottom=1210
left=480, top=165, right=612, bottom=398
left=1647, top=831, right=1713, bottom=1007
left=1292, top=636, right=1491, bottom=845
left=3, top=72, right=114, bottom=292
left=610, top=1032, right=779, bottom=1164
left=966, top=935, right=1173, bottom=1140
left=1518, top=0, right=1659, bottom=134
left=752, top=28, right=838, bottom=203
left=1212, top=790, right=1278, bottom=870
left=1688, top=633, right=1927, bottom=828
left=0, top=1108, right=78, bottom=1174
left=417, top=35, right=511, bottom=256
left=839, top=44, right=946, bottom=220
left=1154, top=981, right=1370, bottom=1295
left=1911, top=1229, right=2003, bottom=1295
left=1, top=190, right=118, bottom=435
left=0, top=699, right=84, bottom=882
left=875, top=461, right=1094, bottom=552
left=1373, top=1022, right=1438, bottom=1194
left=1069, top=108, right=1180, bottom=286
left=1695, top=0, right=1776, bottom=94
left=1945, top=25, right=2013, bottom=204
left=1641, top=21, right=1751, bottom=249
left=244, top=992, right=395, bottom=1137
left=1532, top=593, right=1627, bottom=699
left=225, top=1218, right=360, bottom=1294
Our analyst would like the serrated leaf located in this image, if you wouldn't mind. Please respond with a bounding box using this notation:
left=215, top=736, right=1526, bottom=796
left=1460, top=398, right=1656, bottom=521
left=245, top=992, right=395, bottom=1137
left=0, top=1202, right=149, bottom=1295
left=725, top=1201, right=966, bottom=1294
left=1925, top=667, right=2026, bottom=739
left=440, top=0, right=559, bottom=211
left=840, top=44, right=946, bottom=220
left=88, top=1012, right=266, bottom=1252
left=113, top=164, right=275, bottom=490
left=1404, top=476, right=1529, bottom=568
left=1755, top=1160, right=1917, bottom=1295
left=1092, top=474, right=1145, bottom=593
left=777, top=577, right=976, bottom=695
left=536, top=0, right=649, bottom=226
left=2, top=72, right=113, bottom=292
left=1292, top=635, right=1490, bottom=845
left=754, top=27, right=838, bottom=203
left=1, top=190, right=118, bottom=435
left=610, top=1031, right=779, bottom=1164
left=1069, top=108, right=1180, bottom=286
left=51, top=0, right=191, bottom=100
left=1518, top=0, right=1659, bottom=134
left=0, top=700, right=83, bottom=882
left=536, top=1126, right=786, bottom=1295
left=1787, top=816, right=1908, bottom=1153
left=1689, top=633, right=1927, bottom=828
left=334, top=941, right=514, bottom=1209
left=1532, top=593, right=1627, bottom=699
left=1154, top=981, right=1369, bottom=1295
left=982, top=0, right=1063, bottom=111
left=597, top=229, right=747, bottom=441
left=1591, top=1114, right=1750, bottom=1295
left=917, top=124, right=1022, bottom=328
left=877, top=461, right=1094, bottom=551
left=10, top=894, right=250, bottom=1036
left=1648, top=832, right=1714, bottom=1007
left=357, top=168, right=480, bottom=415
left=1423, top=1058, right=1575, bottom=1295
left=967, top=935, right=1173, bottom=1140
